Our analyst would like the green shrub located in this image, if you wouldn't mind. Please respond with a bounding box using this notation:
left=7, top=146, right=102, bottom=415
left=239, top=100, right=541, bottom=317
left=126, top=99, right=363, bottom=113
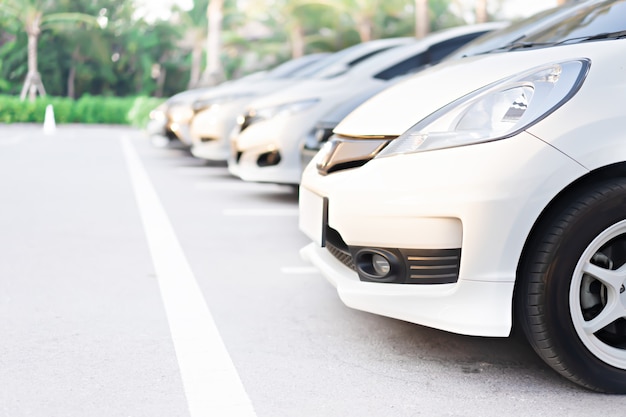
left=0, top=95, right=165, bottom=127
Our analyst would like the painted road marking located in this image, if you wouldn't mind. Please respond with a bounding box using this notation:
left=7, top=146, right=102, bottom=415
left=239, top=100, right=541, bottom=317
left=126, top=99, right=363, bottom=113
left=194, top=181, right=290, bottom=192
left=174, top=166, right=226, bottom=176
left=222, top=208, right=299, bottom=217
left=121, top=137, right=256, bottom=417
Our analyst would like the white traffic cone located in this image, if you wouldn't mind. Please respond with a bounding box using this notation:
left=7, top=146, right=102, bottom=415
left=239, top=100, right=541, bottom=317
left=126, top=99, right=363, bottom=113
left=43, top=104, right=56, bottom=135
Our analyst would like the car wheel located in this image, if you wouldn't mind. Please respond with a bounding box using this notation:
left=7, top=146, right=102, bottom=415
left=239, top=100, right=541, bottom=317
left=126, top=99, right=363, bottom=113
left=517, top=179, right=626, bottom=392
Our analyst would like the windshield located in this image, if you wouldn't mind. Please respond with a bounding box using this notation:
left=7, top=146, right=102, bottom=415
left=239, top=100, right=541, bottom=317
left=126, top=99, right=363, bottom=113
left=265, top=53, right=329, bottom=79
left=446, top=2, right=587, bottom=59
left=517, top=0, right=626, bottom=47
left=286, top=39, right=412, bottom=79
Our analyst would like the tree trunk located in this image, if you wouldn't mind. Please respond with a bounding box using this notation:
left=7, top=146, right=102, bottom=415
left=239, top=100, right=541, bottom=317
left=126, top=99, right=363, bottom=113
left=67, top=46, right=81, bottom=99
left=20, top=27, right=46, bottom=101
left=290, top=24, right=305, bottom=58
left=202, top=0, right=225, bottom=87
left=156, top=67, right=166, bottom=98
left=476, top=0, right=488, bottom=23
left=357, top=18, right=373, bottom=42
left=67, top=65, right=76, bottom=99
left=189, top=44, right=203, bottom=88
left=415, top=0, right=429, bottom=39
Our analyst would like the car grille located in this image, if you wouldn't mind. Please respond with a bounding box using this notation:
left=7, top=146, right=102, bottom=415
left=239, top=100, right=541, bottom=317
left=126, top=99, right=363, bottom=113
left=239, top=114, right=259, bottom=132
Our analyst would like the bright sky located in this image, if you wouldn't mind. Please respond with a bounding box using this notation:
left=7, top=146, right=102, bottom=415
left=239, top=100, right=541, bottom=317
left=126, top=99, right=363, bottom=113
left=497, top=0, right=559, bottom=19
left=133, top=0, right=192, bottom=21
left=136, top=0, right=560, bottom=22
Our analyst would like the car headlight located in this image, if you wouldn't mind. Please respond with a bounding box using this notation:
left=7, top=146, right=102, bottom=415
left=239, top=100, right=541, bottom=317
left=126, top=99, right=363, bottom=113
left=168, top=104, right=195, bottom=123
left=252, top=98, right=320, bottom=123
left=378, top=59, right=590, bottom=157
left=149, top=108, right=166, bottom=122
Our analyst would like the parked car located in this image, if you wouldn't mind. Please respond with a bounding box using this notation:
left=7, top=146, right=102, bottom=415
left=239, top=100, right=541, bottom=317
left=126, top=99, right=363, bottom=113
left=147, top=86, right=214, bottom=147
left=299, top=0, right=626, bottom=393
left=229, top=22, right=505, bottom=185
left=299, top=83, right=392, bottom=171
left=302, top=0, right=599, bottom=173
left=188, top=38, right=414, bottom=162
left=147, top=54, right=327, bottom=148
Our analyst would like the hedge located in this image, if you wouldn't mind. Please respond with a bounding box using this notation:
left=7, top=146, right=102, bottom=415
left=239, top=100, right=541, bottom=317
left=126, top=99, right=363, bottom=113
left=0, top=95, right=165, bottom=127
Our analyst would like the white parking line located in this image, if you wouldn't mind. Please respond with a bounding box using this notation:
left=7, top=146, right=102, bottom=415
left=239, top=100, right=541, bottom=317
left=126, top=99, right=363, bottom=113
left=175, top=166, right=227, bottom=176
left=222, top=208, right=299, bottom=217
left=121, top=137, right=256, bottom=417
left=194, top=181, right=290, bottom=192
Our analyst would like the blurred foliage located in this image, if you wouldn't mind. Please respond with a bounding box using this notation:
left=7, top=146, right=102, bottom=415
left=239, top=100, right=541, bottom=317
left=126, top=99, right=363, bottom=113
left=0, top=94, right=164, bottom=126
left=0, top=0, right=505, bottom=103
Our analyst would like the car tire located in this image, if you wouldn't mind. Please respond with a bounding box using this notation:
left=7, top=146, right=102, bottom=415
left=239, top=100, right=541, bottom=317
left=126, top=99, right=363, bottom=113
left=517, top=179, right=626, bottom=393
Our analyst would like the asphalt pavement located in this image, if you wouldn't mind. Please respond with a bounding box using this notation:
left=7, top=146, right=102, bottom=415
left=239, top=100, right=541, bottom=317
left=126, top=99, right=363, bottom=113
left=1, top=124, right=626, bottom=417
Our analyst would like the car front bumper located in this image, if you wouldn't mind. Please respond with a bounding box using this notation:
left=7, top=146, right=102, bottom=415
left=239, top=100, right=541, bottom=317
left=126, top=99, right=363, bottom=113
left=230, top=105, right=332, bottom=185
left=299, top=131, right=588, bottom=336
left=190, top=102, right=249, bottom=162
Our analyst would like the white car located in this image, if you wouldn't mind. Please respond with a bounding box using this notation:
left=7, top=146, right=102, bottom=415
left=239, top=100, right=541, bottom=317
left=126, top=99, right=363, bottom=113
left=308, top=0, right=601, bottom=175
left=298, top=1, right=591, bottom=171
left=188, top=39, right=413, bottom=161
left=156, top=55, right=326, bottom=148
left=299, top=0, right=626, bottom=393
left=299, top=83, right=392, bottom=171
left=147, top=87, right=213, bottom=147
left=229, top=23, right=505, bottom=185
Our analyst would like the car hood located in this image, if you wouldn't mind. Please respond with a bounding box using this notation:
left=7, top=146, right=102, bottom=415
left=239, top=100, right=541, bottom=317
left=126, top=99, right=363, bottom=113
left=333, top=42, right=606, bottom=138
left=193, top=77, right=303, bottom=102
left=245, top=75, right=386, bottom=111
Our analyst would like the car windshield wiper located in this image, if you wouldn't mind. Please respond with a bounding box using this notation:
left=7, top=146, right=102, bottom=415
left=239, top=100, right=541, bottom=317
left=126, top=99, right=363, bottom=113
left=475, top=30, right=626, bottom=55
left=471, top=35, right=539, bottom=55
left=506, top=30, right=626, bottom=50
left=551, top=30, right=626, bottom=45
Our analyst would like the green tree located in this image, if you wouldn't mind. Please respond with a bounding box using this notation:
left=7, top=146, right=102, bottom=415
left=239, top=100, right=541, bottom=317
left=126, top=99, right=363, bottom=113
left=0, top=0, right=97, bottom=101
left=0, top=15, right=27, bottom=94
left=173, top=0, right=210, bottom=88
left=328, top=0, right=409, bottom=42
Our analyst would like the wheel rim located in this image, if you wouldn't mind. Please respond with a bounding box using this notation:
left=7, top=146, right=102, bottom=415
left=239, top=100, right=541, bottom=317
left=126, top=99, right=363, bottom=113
left=570, top=219, right=626, bottom=369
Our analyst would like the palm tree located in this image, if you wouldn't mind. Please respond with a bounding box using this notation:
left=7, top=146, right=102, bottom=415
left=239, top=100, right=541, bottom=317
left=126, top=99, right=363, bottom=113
left=415, top=0, right=429, bottom=38
left=475, top=0, right=488, bottom=23
left=310, top=0, right=407, bottom=42
left=0, top=0, right=96, bottom=101
left=204, top=0, right=225, bottom=86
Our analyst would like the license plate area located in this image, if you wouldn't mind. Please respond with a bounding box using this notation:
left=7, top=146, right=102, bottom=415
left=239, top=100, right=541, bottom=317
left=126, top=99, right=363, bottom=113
left=298, top=187, right=328, bottom=247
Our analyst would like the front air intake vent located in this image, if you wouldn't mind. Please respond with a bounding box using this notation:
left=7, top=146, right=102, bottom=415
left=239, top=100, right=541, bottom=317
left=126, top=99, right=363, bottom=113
left=327, top=242, right=356, bottom=271
left=402, top=248, right=461, bottom=284
left=324, top=227, right=461, bottom=284
left=325, top=227, right=356, bottom=271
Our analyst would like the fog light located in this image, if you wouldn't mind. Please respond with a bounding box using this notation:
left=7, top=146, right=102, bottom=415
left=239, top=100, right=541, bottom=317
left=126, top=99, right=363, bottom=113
left=354, top=248, right=401, bottom=283
left=257, top=150, right=281, bottom=167
left=372, top=254, right=391, bottom=276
